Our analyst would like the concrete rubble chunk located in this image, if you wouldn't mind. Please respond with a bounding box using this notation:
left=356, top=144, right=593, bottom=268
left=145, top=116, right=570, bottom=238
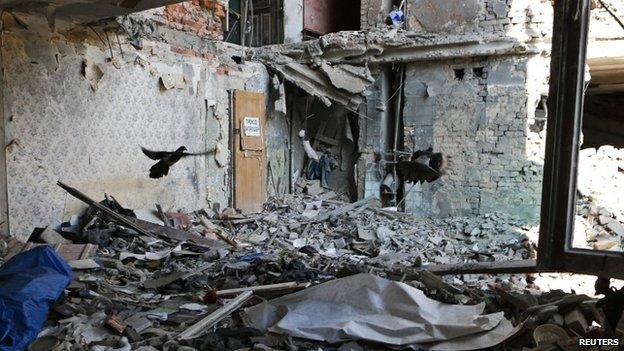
left=82, top=59, right=103, bottom=92
left=40, top=227, right=71, bottom=244
left=606, top=220, right=624, bottom=237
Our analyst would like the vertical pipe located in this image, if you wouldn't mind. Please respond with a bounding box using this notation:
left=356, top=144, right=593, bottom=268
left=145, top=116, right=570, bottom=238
left=378, top=67, right=391, bottom=160
left=241, top=0, right=248, bottom=62
left=393, top=64, right=405, bottom=207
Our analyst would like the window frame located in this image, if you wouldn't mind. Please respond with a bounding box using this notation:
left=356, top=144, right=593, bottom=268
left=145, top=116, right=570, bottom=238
left=537, top=0, right=624, bottom=279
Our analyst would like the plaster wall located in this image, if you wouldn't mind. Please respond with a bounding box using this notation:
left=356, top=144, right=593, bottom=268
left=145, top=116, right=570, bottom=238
left=1, top=11, right=271, bottom=239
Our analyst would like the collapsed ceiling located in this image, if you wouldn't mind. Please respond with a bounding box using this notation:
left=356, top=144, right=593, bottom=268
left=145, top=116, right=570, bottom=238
left=254, top=29, right=542, bottom=110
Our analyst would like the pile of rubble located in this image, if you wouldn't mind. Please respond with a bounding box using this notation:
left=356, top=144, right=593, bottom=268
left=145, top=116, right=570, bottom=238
left=0, top=182, right=622, bottom=351
left=575, top=146, right=624, bottom=251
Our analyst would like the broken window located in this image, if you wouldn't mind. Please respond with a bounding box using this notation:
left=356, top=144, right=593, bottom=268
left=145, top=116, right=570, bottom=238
left=530, top=95, right=548, bottom=133
left=453, top=68, right=465, bottom=80
left=539, top=0, right=624, bottom=279
left=226, top=0, right=284, bottom=46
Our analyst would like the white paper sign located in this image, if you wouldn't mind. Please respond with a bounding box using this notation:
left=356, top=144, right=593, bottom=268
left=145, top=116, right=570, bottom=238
left=243, top=117, right=261, bottom=137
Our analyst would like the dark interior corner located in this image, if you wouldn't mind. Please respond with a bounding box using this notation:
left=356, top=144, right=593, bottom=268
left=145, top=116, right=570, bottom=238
left=582, top=93, right=624, bottom=149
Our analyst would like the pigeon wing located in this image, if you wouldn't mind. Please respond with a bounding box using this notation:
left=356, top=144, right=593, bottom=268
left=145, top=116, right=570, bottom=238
left=141, top=147, right=171, bottom=160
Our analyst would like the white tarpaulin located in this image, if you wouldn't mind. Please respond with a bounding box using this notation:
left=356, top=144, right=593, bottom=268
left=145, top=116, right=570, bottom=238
left=244, top=274, right=518, bottom=350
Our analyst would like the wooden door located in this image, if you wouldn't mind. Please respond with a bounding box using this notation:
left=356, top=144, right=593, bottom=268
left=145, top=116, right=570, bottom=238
left=233, top=91, right=266, bottom=213
left=247, top=0, right=283, bottom=46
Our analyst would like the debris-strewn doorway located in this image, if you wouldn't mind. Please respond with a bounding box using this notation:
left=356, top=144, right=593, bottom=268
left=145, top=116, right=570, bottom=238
left=287, top=87, right=360, bottom=201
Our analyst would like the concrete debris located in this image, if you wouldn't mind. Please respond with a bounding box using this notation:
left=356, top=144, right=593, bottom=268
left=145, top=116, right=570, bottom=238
left=576, top=146, right=624, bottom=251
left=38, top=226, right=71, bottom=245
left=0, top=183, right=621, bottom=350
left=256, top=50, right=374, bottom=109
left=253, top=28, right=543, bottom=110
left=257, top=29, right=543, bottom=66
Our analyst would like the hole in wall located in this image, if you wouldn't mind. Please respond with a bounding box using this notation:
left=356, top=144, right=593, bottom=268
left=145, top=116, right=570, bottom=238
left=454, top=68, right=465, bottom=80
left=530, top=96, right=548, bottom=133
left=231, top=56, right=243, bottom=64
left=582, top=92, right=624, bottom=149
left=473, top=67, right=485, bottom=78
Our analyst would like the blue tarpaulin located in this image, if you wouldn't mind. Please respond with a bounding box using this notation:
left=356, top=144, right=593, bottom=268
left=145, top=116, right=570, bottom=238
left=0, top=246, right=73, bottom=351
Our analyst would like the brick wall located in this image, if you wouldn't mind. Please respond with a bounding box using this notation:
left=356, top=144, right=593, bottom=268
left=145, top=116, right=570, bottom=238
left=163, top=0, right=227, bottom=39
left=356, top=0, right=553, bottom=219
left=361, top=0, right=553, bottom=39
left=402, top=55, right=549, bottom=219
left=360, top=0, right=387, bottom=30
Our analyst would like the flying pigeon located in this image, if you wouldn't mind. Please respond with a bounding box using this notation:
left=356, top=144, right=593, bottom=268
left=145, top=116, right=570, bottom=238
left=397, top=147, right=449, bottom=184
left=141, top=146, right=214, bottom=179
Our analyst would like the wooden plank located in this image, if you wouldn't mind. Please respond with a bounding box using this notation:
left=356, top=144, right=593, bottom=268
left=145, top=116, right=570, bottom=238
left=312, top=122, right=327, bottom=149
left=3, top=242, right=97, bottom=262
left=315, top=134, right=339, bottom=146
left=420, top=259, right=540, bottom=275
left=199, top=216, right=238, bottom=249
left=233, top=91, right=266, bottom=213
left=79, top=244, right=96, bottom=260
left=155, top=204, right=169, bottom=227
left=216, top=282, right=310, bottom=297
left=119, top=0, right=141, bottom=8
left=68, top=259, right=100, bottom=270
left=177, top=291, right=253, bottom=340
left=131, top=217, right=220, bottom=248
left=312, top=196, right=378, bottom=223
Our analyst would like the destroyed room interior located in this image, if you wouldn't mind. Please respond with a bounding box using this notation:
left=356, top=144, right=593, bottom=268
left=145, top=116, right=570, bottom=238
left=1, top=0, right=624, bottom=350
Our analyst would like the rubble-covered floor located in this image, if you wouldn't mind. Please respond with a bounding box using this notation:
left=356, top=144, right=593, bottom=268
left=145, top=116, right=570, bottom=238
left=1, top=173, right=624, bottom=351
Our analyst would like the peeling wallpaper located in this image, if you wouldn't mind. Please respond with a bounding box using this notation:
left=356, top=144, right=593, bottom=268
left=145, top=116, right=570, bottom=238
left=1, top=21, right=270, bottom=240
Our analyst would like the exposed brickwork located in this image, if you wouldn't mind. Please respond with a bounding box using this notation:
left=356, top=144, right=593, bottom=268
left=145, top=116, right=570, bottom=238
left=360, top=0, right=386, bottom=30
left=361, top=0, right=553, bottom=219
left=164, top=0, right=226, bottom=39
left=402, top=56, right=548, bottom=220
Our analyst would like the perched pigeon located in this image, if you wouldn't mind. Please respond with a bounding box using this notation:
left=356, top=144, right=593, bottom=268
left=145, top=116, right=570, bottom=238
left=397, top=147, right=449, bottom=184
left=141, top=146, right=214, bottom=179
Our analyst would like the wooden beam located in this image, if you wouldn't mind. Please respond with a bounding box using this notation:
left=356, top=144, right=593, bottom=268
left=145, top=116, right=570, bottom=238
left=216, top=282, right=310, bottom=297
left=420, top=259, right=540, bottom=275
left=199, top=216, right=238, bottom=249
left=177, top=291, right=253, bottom=340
